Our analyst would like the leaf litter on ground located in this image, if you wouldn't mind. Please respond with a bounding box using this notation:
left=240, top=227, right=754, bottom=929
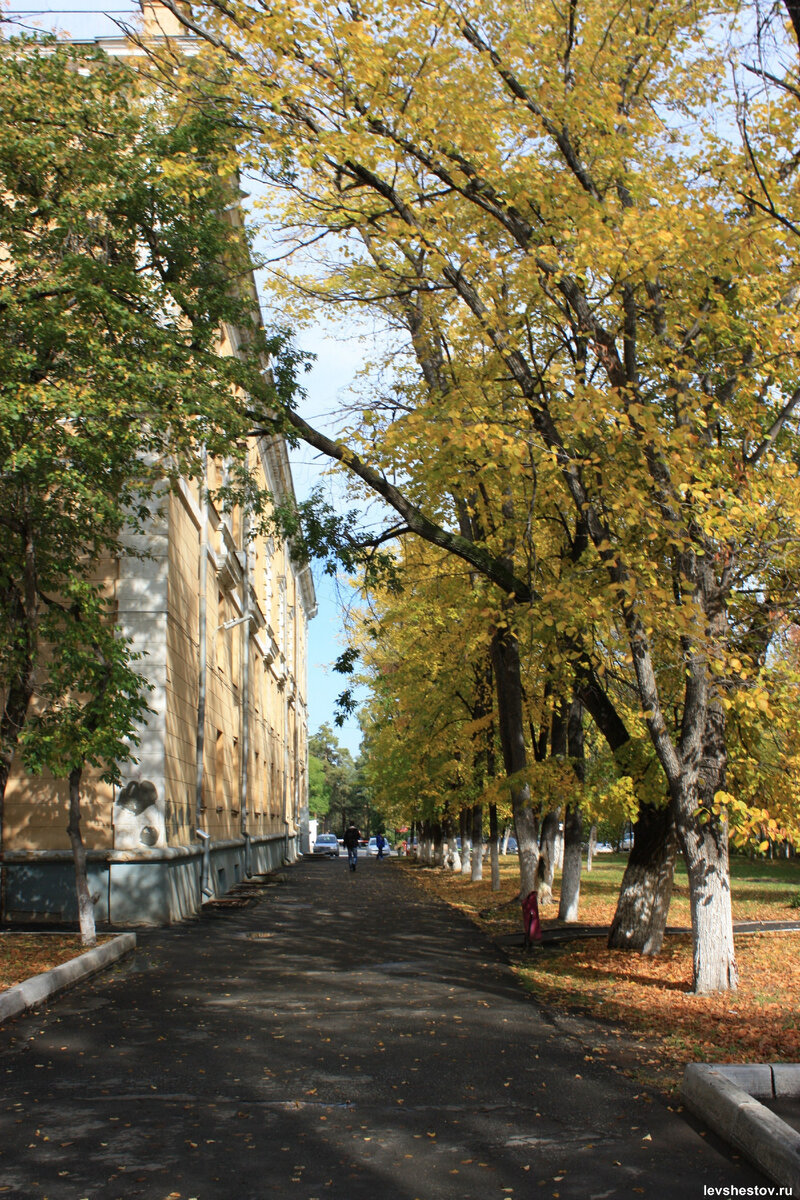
left=399, top=853, right=800, bottom=1091
left=0, top=933, right=110, bottom=994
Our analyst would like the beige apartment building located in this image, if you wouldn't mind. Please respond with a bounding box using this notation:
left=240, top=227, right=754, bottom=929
left=3, top=429, right=316, bottom=925
left=2, top=7, right=317, bottom=924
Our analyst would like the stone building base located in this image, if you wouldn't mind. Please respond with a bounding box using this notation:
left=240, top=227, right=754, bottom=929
left=2, top=833, right=295, bottom=926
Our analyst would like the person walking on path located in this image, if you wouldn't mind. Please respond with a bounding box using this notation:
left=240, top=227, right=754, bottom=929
left=343, top=822, right=361, bottom=871
left=376, top=832, right=386, bottom=860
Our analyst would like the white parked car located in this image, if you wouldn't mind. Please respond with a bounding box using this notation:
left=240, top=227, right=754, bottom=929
left=367, top=837, right=392, bottom=857
left=312, top=833, right=340, bottom=858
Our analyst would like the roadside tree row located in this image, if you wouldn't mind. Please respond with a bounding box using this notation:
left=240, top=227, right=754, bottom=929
left=158, top=0, right=800, bottom=991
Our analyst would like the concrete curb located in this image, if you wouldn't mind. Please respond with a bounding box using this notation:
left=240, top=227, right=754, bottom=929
left=682, top=1063, right=800, bottom=1193
left=0, top=933, right=136, bottom=1025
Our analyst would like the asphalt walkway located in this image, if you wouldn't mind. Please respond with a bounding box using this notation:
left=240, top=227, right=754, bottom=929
left=0, top=858, right=766, bottom=1199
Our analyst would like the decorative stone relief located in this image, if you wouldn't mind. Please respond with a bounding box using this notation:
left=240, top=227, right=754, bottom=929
left=113, top=779, right=166, bottom=850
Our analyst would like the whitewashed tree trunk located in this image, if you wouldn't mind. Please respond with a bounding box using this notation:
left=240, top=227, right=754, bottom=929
left=537, top=810, right=560, bottom=904
left=68, top=767, right=97, bottom=948
left=586, top=824, right=597, bottom=872
left=558, top=804, right=583, bottom=922
left=679, top=807, right=737, bottom=992
left=489, top=842, right=500, bottom=889
left=470, top=803, right=483, bottom=882
left=489, top=803, right=500, bottom=891
left=620, top=574, right=736, bottom=991
left=608, top=804, right=676, bottom=955
left=460, top=807, right=471, bottom=876
left=432, top=823, right=444, bottom=867
left=442, top=815, right=459, bottom=870
left=557, top=699, right=584, bottom=922
left=491, top=628, right=539, bottom=897
left=514, top=805, right=539, bottom=897
left=675, top=699, right=737, bottom=992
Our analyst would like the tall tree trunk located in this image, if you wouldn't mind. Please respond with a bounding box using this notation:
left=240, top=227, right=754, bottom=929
left=443, top=811, right=459, bottom=870
left=586, top=824, right=597, bottom=872
left=538, top=697, right=568, bottom=902
left=536, top=810, right=560, bottom=904
left=783, top=0, right=800, bottom=49
left=486, top=710, right=501, bottom=891
left=617, top=557, right=737, bottom=991
left=575, top=664, right=679, bottom=955
left=67, top=766, right=96, bottom=948
left=459, top=807, right=471, bottom=876
left=678, top=805, right=736, bottom=993
left=491, top=627, right=538, bottom=896
left=676, top=700, right=737, bottom=993
left=555, top=824, right=564, bottom=869
left=608, top=803, right=677, bottom=954
left=558, top=696, right=585, bottom=923
left=420, top=819, right=433, bottom=865
left=559, top=804, right=583, bottom=921
left=432, top=821, right=444, bottom=867
left=470, top=802, right=483, bottom=882
left=489, top=802, right=500, bottom=892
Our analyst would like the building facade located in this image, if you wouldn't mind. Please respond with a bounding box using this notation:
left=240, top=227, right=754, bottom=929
left=3, top=427, right=316, bottom=924
left=2, top=2, right=317, bottom=920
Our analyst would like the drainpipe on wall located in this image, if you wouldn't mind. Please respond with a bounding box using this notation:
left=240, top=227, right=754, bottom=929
left=281, top=569, right=291, bottom=865
left=283, top=689, right=291, bottom=865
left=240, top=512, right=252, bottom=878
left=195, top=449, right=212, bottom=898
left=293, top=722, right=300, bottom=849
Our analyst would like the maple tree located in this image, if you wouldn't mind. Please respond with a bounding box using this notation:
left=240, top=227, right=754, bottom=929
left=308, top=753, right=332, bottom=822
left=164, top=0, right=800, bottom=992
left=308, top=724, right=356, bottom=831
left=354, top=539, right=508, bottom=881
left=352, top=530, right=597, bottom=911
left=308, top=724, right=376, bottom=832
left=18, top=590, right=152, bottom=946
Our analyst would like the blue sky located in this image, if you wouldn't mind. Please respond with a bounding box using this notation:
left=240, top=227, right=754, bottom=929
left=3, top=0, right=372, bottom=756
left=284, top=330, right=371, bottom=759
left=1, top=3, right=134, bottom=39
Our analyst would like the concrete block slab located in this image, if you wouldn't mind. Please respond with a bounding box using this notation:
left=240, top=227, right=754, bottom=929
left=718, top=1063, right=775, bottom=1099
left=772, top=1064, right=800, bottom=1097
left=682, top=1063, right=800, bottom=1195
left=733, top=1099, right=800, bottom=1194
left=682, top=1065, right=745, bottom=1142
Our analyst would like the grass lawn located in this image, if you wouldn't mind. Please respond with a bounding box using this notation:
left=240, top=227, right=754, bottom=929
left=401, top=852, right=800, bottom=1092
